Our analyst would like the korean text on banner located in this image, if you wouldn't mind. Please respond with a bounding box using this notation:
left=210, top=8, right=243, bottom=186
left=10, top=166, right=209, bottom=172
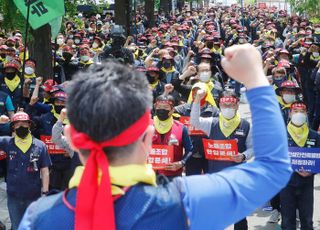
left=40, top=135, right=66, bottom=154
left=203, top=139, right=238, bottom=161
left=14, top=0, right=65, bottom=30
left=148, top=145, right=174, bottom=170
left=289, top=147, right=320, bottom=173
left=180, top=116, right=207, bottom=136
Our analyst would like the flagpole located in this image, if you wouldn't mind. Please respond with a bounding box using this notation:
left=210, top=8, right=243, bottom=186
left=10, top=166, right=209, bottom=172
left=22, top=0, right=31, bottom=77
left=21, top=0, right=31, bottom=106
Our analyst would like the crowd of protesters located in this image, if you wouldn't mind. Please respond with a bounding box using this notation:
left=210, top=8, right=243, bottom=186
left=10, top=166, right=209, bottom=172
left=0, top=2, right=319, bottom=230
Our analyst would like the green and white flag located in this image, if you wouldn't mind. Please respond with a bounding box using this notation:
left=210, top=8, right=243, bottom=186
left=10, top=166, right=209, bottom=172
left=13, top=0, right=65, bottom=30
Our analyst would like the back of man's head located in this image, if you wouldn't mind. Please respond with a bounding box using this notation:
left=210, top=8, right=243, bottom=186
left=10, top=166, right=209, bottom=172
left=67, top=62, right=152, bottom=143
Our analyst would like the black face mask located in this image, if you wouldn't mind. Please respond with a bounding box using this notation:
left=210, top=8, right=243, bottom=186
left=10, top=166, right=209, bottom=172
left=54, top=105, right=64, bottom=114
left=0, top=54, right=6, bottom=59
left=5, top=72, right=16, bottom=80
left=155, top=109, right=170, bottom=121
left=63, top=53, right=73, bottom=62
left=15, top=127, right=29, bottom=139
left=147, top=74, right=157, bottom=84
left=207, top=42, right=214, bottom=49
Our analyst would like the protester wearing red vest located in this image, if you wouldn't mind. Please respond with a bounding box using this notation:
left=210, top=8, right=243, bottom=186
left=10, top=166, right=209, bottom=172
left=152, top=94, right=193, bottom=179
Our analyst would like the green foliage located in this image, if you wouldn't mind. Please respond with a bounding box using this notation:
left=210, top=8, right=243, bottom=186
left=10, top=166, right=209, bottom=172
left=289, top=0, right=320, bottom=18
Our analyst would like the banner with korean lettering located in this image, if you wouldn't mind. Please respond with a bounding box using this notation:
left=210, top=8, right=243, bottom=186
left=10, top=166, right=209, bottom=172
left=203, top=139, right=238, bottom=161
left=40, top=135, right=66, bottom=154
left=289, top=147, right=320, bottom=173
left=14, top=0, right=65, bottom=30
left=148, top=145, right=174, bottom=170
left=179, top=116, right=207, bottom=136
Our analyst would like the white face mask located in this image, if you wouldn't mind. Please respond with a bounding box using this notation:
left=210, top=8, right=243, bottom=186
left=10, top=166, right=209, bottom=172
left=74, top=39, right=81, bottom=44
left=92, top=42, right=99, bottom=49
left=315, top=28, right=320, bottom=33
left=199, top=71, right=211, bottom=83
left=312, top=52, right=319, bottom=58
left=221, top=108, right=236, bottom=120
left=24, top=67, right=34, bottom=75
left=57, top=38, right=64, bottom=45
left=282, top=94, right=296, bottom=104
left=81, top=55, right=90, bottom=62
left=291, top=112, right=307, bottom=126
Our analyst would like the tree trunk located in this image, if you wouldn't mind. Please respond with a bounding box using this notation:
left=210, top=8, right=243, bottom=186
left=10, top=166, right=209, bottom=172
left=115, top=0, right=131, bottom=36
left=29, top=24, right=52, bottom=80
left=160, top=0, right=171, bottom=16
left=145, top=0, right=155, bottom=28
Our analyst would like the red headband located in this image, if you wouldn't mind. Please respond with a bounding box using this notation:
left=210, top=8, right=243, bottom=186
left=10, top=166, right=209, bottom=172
left=71, top=109, right=150, bottom=230
left=291, top=103, right=306, bottom=110
left=220, top=96, right=238, bottom=104
left=155, top=100, right=174, bottom=107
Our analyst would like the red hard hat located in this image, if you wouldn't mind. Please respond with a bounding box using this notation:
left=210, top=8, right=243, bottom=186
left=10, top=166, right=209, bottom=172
left=43, top=79, right=58, bottom=92
left=12, top=112, right=31, bottom=123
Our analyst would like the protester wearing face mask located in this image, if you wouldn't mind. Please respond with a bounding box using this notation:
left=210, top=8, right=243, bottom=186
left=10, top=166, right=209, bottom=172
left=0, top=59, right=23, bottom=109
left=78, top=48, right=93, bottom=70
left=0, top=45, right=7, bottom=64
left=73, top=34, right=82, bottom=46
left=175, top=83, right=219, bottom=176
left=146, top=66, right=170, bottom=103
left=191, top=90, right=253, bottom=230
left=91, top=37, right=103, bottom=54
left=159, top=55, right=180, bottom=84
left=0, top=112, right=51, bottom=230
left=152, top=95, right=193, bottom=180
left=22, top=59, right=38, bottom=98
left=272, top=66, right=288, bottom=88
left=280, top=101, right=320, bottom=230
left=57, top=45, right=79, bottom=81
left=275, top=80, right=302, bottom=124
left=26, top=91, right=72, bottom=191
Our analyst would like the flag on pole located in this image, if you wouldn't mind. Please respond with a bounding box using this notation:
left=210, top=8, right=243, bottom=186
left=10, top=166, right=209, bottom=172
left=13, top=0, right=65, bottom=30
left=50, top=16, right=63, bottom=39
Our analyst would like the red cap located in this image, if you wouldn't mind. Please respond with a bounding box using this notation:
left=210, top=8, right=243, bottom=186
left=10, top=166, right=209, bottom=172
left=62, top=45, right=73, bottom=53
left=146, top=66, right=160, bottom=72
left=276, top=80, right=302, bottom=96
left=12, top=112, right=30, bottom=122
left=277, top=60, right=291, bottom=68
left=54, top=91, right=67, bottom=101
left=4, top=59, right=21, bottom=70
left=42, top=79, right=58, bottom=92
left=291, top=102, right=306, bottom=110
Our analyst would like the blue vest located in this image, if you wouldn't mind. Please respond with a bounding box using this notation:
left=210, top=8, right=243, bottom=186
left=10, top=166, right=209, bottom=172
left=25, top=182, right=188, bottom=230
left=287, top=129, right=320, bottom=187
left=208, top=118, right=250, bottom=173
left=1, top=137, right=49, bottom=200
left=37, top=112, right=70, bottom=163
left=0, top=90, right=8, bottom=115
left=0, top=76, right=22, bottom=109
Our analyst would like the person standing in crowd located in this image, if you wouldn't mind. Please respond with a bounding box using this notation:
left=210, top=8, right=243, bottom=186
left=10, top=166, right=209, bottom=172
left=0, top=59, right=23, bottom=109
left=275, top=80, right=302, bottom=124
left=0, top=112, right=51, bottom=230
left=26, top=91, right=71, bottom=191
left=152, top=94, right=193, bottom=180
left=190, top=90, right=253, bottom=230
left=175, top=82, right=219, bottom=175
left=19, top=44, right=292, bottom=230
left=281, top=101, right=319, bottom=230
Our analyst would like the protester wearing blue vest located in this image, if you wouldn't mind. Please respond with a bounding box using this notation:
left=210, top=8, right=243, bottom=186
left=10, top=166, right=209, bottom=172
left=190, top=90, right=253, bottom=230
left=0, top=112, right=51, bottom=230
left=26, top=91, right=72, bottom=191
left=280, top=101, right=319, bottom=230
left=0, top=59, right=23, bottom=109
left=19, top=44, right=292, bottom=230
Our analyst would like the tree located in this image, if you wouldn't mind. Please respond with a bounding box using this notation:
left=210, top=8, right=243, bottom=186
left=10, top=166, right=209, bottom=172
left=289, top=0, right=320, bottom=19
left=0, top=0, right=53, bottom=79
left=145, top=0, right=155, bottom=27
left=115, top=0, right=131, bottom=35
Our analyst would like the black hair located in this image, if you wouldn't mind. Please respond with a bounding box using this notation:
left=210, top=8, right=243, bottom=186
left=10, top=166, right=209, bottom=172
left=67, top=61, right=152, bottom=143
